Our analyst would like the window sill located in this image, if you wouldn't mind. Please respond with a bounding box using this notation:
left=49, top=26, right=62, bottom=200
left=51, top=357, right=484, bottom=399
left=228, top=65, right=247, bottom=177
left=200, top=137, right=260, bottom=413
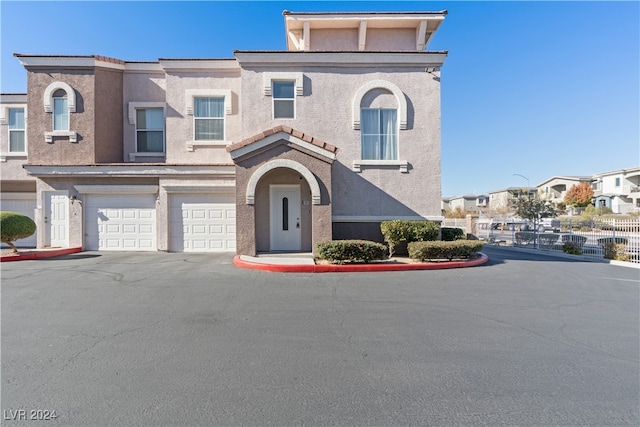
left=0, top=153, right=27, bottom=162
left=129, top=152, right=165, bottom=162
left=352, top=160, right=408, bottom=173
left=45, top=131, right=77, bottom=143
left=186, top=140, right=230, bottom=152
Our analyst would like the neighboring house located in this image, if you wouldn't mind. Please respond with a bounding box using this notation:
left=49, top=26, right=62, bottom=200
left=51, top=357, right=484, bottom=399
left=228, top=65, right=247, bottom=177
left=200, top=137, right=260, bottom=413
left=5, top=10, right=448, bottom=255
left=488, top=187, right=536, bottom=217
left=0, top=93, right=37, bottom=247
left=536, top=175, right=592, bottom=206
left=443, top=194, right=488, bottom=214
left=591, top=167, right=640, bottom=214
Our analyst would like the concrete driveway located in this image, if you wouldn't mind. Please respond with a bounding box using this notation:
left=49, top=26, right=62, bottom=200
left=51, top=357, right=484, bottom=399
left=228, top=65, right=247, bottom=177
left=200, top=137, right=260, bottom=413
left=2, top=247, right=638, bottom=426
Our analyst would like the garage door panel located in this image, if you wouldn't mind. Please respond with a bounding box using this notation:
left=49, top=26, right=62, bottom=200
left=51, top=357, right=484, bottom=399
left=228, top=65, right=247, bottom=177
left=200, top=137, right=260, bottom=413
left=169, top=193, right=236, bottom=253
left=85, top=195, right=156, bottom=251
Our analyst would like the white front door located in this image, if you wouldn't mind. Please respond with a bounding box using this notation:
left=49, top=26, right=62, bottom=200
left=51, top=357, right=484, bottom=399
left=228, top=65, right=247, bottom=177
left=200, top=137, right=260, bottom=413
left=44, top=192, right=68, bottom=247
left=270, top=185, right=301, bottom=251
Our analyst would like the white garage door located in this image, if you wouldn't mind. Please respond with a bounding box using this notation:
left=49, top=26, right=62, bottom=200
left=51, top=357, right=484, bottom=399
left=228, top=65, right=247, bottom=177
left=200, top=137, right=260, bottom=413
left=85, top=195, right=156, bottom=251
left=0, top=193, right=37, bottom=248
left=169, top=193, right=235, bottom=252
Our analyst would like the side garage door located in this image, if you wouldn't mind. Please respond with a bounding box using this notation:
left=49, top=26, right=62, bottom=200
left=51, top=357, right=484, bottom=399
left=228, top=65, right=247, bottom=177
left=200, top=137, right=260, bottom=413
left=169, top=193, right=235, bottom=252
left=0, top=193, right=37, bottom=248
left=85, top=195, right=156, bottom=251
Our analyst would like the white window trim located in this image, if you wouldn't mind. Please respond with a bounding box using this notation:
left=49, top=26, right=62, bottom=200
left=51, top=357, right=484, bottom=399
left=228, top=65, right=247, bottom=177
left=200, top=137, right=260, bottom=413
left=45, top=130, right=77, bottom=143
left=185, top=89, right=232, bottom=115
left=43, top=81, right=76, bottom=113
left=128, top=102, right=166, bottom=160
left=352, top=160, right=408, bottom=173
left=271, top=80, right=297, bottom=120
left=352, top=80, right=407, bottom=130
left=263, top=73, right=303, bottom=96
left=4, top=106, right=27, bottom=154
left=184, top=90, right=232, bottom=150
left=42, top=82, right=76, bottom=142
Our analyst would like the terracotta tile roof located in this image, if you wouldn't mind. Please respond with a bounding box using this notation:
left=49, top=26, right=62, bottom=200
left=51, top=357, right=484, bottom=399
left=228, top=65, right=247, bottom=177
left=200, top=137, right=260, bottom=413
left=227, top=125, right=338, bottom=154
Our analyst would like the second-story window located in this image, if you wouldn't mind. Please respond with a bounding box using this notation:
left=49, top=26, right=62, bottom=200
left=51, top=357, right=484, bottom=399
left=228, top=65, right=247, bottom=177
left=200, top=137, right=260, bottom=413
left=272, top=81, right=295, bottom=119
left=615, top=177, right=621, bottom=187
left=136, top=108, right=164, bottom=153
left=194, top=97, right=224, bottom=140
left=8, top=108, right=25, bottom=152
left=360, top=108, right=398, bottom=160
left=52, top=90, right=69, bottom=131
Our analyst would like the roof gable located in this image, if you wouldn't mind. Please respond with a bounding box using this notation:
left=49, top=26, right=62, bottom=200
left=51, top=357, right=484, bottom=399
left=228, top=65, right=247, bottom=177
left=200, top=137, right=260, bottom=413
left=227, top=125, right=337, bottom=162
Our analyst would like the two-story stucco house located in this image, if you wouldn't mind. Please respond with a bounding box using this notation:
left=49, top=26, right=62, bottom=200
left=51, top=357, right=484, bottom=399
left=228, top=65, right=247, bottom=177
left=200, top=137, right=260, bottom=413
left=535, top=175, right=593, bottom=206
left=3, top=10, right=448, bottom=254
left=591, top=167, right=640, bottom=214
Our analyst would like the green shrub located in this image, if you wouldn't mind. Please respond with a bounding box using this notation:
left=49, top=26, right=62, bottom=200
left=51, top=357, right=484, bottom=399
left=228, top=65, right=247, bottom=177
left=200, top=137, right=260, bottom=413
left=562, top=241, right=583, bottom=255
left=316, top=240, right=387, bottom=264
left=408, top=240, right=483, bottom=261
left=380, top=220, right=439, bottom=256
left=0, top=211, right=36, bottom=253
left=602, top=242, right=628, bottom=261
left=441, top=227, right=465, bottom=241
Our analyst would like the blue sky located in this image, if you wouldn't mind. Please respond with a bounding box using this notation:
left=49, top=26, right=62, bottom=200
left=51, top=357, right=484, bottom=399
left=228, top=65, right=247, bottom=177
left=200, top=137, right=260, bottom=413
left=1, top=1, right=638, bottom=197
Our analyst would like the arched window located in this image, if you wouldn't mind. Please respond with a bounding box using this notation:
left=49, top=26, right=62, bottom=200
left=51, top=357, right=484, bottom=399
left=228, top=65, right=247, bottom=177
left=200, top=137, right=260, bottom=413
left=351, top=80, right=409, bottom=172
left=52, top=89, right=69, bottom=131
left=42, top=81, right=77, bottom=142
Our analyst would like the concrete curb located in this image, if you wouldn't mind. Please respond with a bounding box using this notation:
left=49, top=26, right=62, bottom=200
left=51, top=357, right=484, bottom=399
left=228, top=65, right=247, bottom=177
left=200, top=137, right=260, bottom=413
left=233, top=252, right=489, bottom=273
left=485, top=244, right=640, bottom=269
left=0, top=247, right=83, bottom=262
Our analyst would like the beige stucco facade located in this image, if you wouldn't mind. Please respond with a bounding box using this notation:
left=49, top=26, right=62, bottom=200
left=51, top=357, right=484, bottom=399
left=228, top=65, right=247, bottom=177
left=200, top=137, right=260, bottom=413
left=5, top=10, right=449, bottom=254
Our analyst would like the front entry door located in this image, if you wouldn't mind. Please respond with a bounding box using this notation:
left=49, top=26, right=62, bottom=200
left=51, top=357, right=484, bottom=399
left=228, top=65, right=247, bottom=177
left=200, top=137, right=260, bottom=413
left=270, top=185, right=301, bottom=251
left=44, top=191, right=68, bottom=247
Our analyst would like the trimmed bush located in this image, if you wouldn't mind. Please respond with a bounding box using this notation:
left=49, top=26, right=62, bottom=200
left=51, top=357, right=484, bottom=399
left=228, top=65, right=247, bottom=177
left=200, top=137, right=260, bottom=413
left=380, top=220, right=439, bottom=257
left=562, top=241, right=583, bottom=255
left=603, top=242, right=628, bottom=261
left=316, top=240, right=387, bottom=264
left=408, top=240, right=483, bottom=262
left=0, top=211, right=36, bottom=253
left=441, top=227, right=465, bottom=241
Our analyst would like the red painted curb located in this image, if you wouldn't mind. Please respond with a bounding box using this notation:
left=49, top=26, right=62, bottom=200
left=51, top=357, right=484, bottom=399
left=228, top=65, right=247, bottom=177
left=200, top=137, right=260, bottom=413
left=0, top=247, right=83, bottom=262
left=233, top=252, right=489, bottom=273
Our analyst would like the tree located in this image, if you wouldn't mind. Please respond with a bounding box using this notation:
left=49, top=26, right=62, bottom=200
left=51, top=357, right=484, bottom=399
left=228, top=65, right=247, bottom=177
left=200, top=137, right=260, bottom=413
left=0, top=211, right=36, bottom=253
left=510, top=193, right=557, bottom=227
left=564, top=182, right=594, bottom=207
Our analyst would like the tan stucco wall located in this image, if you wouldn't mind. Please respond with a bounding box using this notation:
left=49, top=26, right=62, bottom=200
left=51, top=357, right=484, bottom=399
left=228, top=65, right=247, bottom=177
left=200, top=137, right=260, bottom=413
left=94, top=68, right=124, bottom=163
left=234, top=142, right=333, bottom=256
left=123, top=71, right=166, bottom=161
left=26, top=69, right=97, bottom=165
left=164, top=71, right=241, bottom=164
left=239, top=66, right=442, bottom=219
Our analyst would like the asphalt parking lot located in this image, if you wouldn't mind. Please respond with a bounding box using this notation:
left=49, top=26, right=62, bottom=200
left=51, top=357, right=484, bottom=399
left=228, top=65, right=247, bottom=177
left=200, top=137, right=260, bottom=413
left=2, top=246, right=639, bottom=426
